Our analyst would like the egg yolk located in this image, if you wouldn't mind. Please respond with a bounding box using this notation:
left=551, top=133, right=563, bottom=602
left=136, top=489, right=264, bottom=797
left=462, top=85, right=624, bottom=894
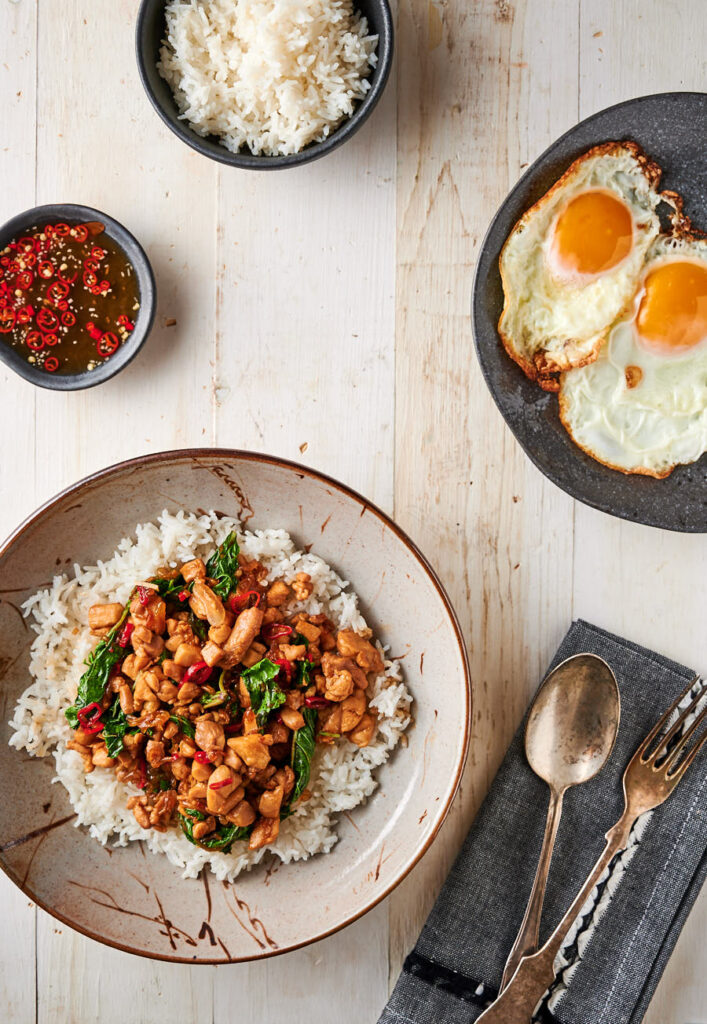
left=552, top=189, right=633, bottom=276
left=636, top=260, right=707, bottom=352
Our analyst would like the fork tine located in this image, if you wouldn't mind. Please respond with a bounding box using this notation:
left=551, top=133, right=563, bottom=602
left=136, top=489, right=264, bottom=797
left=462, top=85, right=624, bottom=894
left=651, top=683, right=706, bottom=761
left=665, top=703, right=707, bottom=777
left=637, top=677, right=700, bottom=761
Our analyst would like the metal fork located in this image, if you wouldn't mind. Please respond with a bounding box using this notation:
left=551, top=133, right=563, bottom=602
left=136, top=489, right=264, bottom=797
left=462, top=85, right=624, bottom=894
left=475, top=677, right=707, bottom=1024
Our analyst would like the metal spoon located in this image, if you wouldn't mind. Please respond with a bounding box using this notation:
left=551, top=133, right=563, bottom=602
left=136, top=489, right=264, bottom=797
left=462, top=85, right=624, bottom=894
left=499, top=653, right=620, bottom=991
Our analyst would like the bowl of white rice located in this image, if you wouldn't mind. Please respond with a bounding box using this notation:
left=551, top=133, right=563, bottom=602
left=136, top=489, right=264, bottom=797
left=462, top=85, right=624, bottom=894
left=0, top=449, right=470, bottom=962
left=136, top=0, right=393, bottom=168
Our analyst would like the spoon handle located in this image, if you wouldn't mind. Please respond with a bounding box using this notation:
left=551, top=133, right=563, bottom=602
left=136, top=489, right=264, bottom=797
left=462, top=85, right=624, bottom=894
left=500, top=786, right=564, bottom=990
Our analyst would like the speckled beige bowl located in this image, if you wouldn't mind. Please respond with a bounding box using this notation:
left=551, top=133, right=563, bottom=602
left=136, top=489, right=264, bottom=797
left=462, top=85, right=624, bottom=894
left=0, top=449, right=470, bottom=962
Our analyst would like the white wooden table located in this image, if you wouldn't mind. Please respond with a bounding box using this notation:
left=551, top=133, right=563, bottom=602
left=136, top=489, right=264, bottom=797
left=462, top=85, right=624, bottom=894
left=1, top=1, right=705, bottom=1021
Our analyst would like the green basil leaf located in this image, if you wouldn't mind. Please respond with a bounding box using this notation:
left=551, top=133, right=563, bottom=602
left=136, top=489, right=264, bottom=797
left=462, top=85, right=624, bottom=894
left=293, top=659, right=315, bottom=689
left=205, top=532, right=240, bottom=601
left=178, top=814, right=250, bottom=853
left=65, top=604, right=129, bottom=727
left=287, top=707, right=317, bottom=809
left=189, top=612, right=208, bottom=641
left=152, top=575, right=190, bottom=601
left=101, top=698, right=129, bottom=758
left=169, top=714, right=195, bottom=738
left=241, top=658, right=286, bottom=729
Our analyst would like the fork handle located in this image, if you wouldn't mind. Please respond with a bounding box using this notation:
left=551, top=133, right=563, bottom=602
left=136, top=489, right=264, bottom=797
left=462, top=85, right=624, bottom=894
left=500, top=786, right=565, bottom=990
left=476, top=814, right=635, bottom=1024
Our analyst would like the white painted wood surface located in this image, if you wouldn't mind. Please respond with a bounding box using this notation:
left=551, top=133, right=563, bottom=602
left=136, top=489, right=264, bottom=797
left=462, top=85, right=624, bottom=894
left=0, top=1, right=705, bottom=1021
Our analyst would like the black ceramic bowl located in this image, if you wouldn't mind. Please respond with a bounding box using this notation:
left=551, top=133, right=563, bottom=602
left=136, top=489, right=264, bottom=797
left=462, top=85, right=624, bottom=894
left=0, top=204, right=156, bottom=392
left=136, top=0, right=393, bottom=169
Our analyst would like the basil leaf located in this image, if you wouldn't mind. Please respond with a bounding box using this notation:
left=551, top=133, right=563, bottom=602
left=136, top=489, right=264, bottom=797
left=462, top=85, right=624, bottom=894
left=169, top=714, right=195, bottom=738
left=178, top=814, right=250, bottom=853
left=287, top=707, right=317, bottom=809
left=205, top=532, right=240, bottom=601
left=189, top=612, right=208, bottom=641
left=293, top=658, right=314, bottom=689
left=65, top=604, right=129, bottom=727
left=101, top=698, right=129, bottom=758
left=152, top=575, right=189, bottom=601
left=290, top=631, right=310, bottom=649
left=241, top=658, right=286, bottom=729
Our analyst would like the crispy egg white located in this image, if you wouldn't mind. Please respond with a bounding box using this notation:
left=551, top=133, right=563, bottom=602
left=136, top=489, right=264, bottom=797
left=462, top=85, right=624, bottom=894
left=559, top=234, right=707, bottom=477
left=498, top=141, right=665, bottom=390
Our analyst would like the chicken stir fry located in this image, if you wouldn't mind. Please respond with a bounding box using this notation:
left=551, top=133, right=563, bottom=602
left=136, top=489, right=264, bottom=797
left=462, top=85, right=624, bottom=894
left=65, top=533, right=383, bottom=853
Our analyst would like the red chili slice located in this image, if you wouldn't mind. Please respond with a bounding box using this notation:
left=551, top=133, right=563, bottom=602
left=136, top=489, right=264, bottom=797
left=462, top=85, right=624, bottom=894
left=305, top=695, right=331, bottom=709
left=77, top=701, right=104, bottom=733
left=61, top=310, right=76, bottom=327
left=18, top=236, right=36, bottom=254
left=135, top=756, right=147, bottom=789
left=193, top=750, right=212, bottom=765
left=83, top=270, right=98, bottom=288
left=83, top=258, right=100, bottom=273
left=17, top=305, right=35, bottom=324
left=43, top=332, right=59, bottom=347
left=228, top=590, right=261, bottom=613
left=47, top=279, right=70, bottom=304
left=36, top=307, right=58, bottom=332
left=44, top=356, right=59, bottom=372
left=177, top=589, right=190, bottom=602
left=274, top=657, right=293, bottom=681
left=38, top=261, right=54, bottom=279
left=91, top=246, right=106, bottom=259
left=208, top=777, right=231, bottom=791
left=56, top=299, right=69, bottom=312
left=26, top=331, right=46, bottom=351
left=53, top=223, right=70, bottom=237
left=225, top=721, right=243, bottom=734
left=0, top=308, right=16, bottom=333
left=118, top=621, right=134, bottom=648
left=97, top=332, right=119, bottom=357
left=23, top=252, right=37, bottom=268
left=136, top=585, right=150, bottom=606
left=57, top=269, right=78, bottom=285
left=182, top=661, right=213, bottom=687
left=15, top=270, right=34, bottom=290
left=72, top=224, right=89, bottom=243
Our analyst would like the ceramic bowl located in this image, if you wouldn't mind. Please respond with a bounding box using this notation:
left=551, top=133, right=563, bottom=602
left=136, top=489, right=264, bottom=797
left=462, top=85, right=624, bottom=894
left=135, top=0, right=394, bottom=169
left=0, top=203, right=156, bottom=391
left=0, top=449, right=470, bottom=962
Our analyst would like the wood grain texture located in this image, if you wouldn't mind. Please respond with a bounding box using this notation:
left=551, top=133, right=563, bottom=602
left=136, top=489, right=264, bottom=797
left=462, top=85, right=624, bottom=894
left=0, top=0, right=705, bottom=1021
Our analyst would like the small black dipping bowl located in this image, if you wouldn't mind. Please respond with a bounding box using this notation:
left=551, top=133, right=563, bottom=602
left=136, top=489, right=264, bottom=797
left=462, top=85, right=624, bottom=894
left=0, top=204, right=156, bottom=392
left=136, top=0, right=393, bottom=169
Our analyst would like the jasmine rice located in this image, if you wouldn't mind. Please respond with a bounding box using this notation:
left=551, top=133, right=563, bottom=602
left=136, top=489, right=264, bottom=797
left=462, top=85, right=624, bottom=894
left=8, top=510, right=411, bottom=880
left=157, top=0, right=378, bottom=156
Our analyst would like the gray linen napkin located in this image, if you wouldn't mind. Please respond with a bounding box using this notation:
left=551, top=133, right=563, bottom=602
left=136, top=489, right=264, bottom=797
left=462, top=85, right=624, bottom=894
left=379, top=620, right=707, bottom=1024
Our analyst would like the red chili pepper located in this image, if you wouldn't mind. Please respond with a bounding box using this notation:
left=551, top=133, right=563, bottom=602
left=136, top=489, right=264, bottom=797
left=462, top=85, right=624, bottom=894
left=193, top=750, right=212, bottom=765
left=57, top=269, right=78, bottom=285
left=136, top=585, right=150, bottom=606
left=61, top=310, right=76, bottom=328
left=18, top=236, right=35, bottom=254
left=15, top=270, right=34, bottom=290
left=24, top=253, right=37, bottom=268
left=118, top=621, right=134, bottom=648
left=36, top=307, right=58, bottom=332
left=44, top=356, right=59, bottom=372
left=0, top=307, right=16, bottom=333
left=53, top=223, right=70, bottom=237
left=47, top=279, right=70, bottom=304
left=0, top=255, right=11, bottom=268
left=83, top=269, right=98, bottom=288
left=77, top=702, right=104, bottom=733
left=97, top=332, right=119, bottom=357
left=91, top=246, right=105, bottom=259
left=177, top=589, right=190, bottom=602
left=274, top=657, right=293, bottom=681
left=305, top=695, right=331, bottom=709
left=38, top=261, right=54, bottom=279
left=72, top=224, right=89, bottom=243
left=117, top=314, right=134, bottom=331
left=225, top=720, right=243, bottom=734
left=99, top=280, right=111, bottom=293
left=262, top=623, right=293, bottom=642
left=135, top=756, right=147, bottom=789
left=56, top=299, right=69, bottom=312
left=209, top=777, right=231, bottom=790
left=85, top=321, right=102, bottom=340
left=43, top=332, right=59, bottom=348
left=26, top=331, right=45, bottom=351
left=182, top=661, right=213, bottom=687
left=83, top=258, right=100, bottom=273
left=17, top=304, right=34, bottom=324
left=228, top=590, right=261, bottom=613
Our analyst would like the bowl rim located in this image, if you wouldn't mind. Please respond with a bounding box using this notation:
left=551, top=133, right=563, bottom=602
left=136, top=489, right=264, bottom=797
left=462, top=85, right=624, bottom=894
left=0, top=203, right=156, bottom=391
left=0, top=446, right=471, bottom=962
left=135, top=0, right=394, bottom=170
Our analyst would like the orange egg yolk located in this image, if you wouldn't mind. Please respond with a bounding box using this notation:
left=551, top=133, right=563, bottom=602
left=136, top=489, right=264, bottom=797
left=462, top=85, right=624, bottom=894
left=636, top=260, right=707, bottom=353
left=552, top=189, right=633, bottom=276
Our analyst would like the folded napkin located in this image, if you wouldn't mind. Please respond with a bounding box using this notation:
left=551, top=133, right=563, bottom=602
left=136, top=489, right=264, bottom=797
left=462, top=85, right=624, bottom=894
left=379, top=620, right=707, bottom=1024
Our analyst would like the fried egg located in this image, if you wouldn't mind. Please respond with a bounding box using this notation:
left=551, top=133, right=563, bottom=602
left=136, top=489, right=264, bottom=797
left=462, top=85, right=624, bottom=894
left=498, top=142, right=665, bottom=390
left=559, top=233, right=707, bottom=477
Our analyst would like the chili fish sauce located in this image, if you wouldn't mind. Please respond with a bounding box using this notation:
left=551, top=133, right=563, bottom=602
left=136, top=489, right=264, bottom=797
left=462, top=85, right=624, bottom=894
left=0, top=221, right=140, bottom=375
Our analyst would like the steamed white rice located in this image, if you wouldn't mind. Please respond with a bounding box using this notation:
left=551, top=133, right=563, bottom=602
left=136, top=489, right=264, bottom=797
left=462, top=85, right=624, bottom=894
left=157, top=0, right=378, bottom=156
left=8, top=510, right=411, bottom=880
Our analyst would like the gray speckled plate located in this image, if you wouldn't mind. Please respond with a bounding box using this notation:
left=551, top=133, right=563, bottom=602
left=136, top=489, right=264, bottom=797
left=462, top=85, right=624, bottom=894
left=472, top=92, right=707, bottom=533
